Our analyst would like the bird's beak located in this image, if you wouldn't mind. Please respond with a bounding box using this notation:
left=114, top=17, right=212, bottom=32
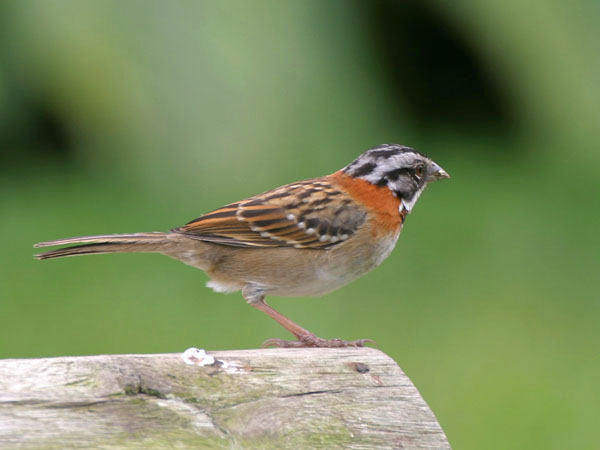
left=427, top=161, right=450, bottom=182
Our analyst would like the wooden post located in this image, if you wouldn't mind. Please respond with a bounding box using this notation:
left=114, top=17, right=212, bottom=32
left=0, top=348, right=449, bottom=449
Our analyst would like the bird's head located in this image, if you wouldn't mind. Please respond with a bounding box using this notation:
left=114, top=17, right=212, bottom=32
left=343, top=144, right=449, bottom=213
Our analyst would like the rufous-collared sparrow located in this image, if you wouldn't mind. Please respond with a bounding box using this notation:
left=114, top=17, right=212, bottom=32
left=35, top=144, right=449, bottom=347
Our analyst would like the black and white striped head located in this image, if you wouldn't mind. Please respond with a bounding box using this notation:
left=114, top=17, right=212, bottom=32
left=343, top=144, right=449, bottom=213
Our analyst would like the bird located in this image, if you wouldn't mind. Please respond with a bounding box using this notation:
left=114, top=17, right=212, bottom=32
left=34, top=144, right=449, bottom=348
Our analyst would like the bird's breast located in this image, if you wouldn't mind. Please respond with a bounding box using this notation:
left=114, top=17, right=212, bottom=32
left=329, top=171, right=404, bottom=235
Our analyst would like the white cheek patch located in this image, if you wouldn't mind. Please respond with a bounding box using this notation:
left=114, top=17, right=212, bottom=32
left=400, top=185, right=426, bottom=213
left=401, top=197, right=417, bottom=213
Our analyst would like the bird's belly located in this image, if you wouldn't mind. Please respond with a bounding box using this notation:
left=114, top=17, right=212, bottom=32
left=186, top=229, right=401, bottom=298
left=260, top=230, right=400, bottom=297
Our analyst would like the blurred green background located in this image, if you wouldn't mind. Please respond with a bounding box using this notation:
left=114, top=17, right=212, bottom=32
left=1, top=1, right=599, bottom=448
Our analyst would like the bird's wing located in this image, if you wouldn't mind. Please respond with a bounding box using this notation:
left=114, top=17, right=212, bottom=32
left=172, top=177, right=367, bottom=249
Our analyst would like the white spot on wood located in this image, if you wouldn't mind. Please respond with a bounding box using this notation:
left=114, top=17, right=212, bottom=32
left=181, top=348, right=215, bottom=366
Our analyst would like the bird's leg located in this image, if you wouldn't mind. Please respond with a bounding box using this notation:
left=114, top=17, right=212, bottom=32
left=242, top=285, right=375, bottom=348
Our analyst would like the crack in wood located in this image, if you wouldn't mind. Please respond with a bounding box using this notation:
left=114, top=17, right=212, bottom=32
left=281, top=389, right=343, bottom=398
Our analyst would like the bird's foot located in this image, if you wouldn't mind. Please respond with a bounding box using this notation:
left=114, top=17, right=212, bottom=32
left=262, top=333, right=376, bottom=348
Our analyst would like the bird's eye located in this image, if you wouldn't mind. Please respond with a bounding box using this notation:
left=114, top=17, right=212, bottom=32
left=414, top=164, right=426, bottom=179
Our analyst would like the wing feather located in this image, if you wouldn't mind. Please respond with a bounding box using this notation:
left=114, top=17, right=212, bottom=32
left=172, top=178, right=367, bottom=249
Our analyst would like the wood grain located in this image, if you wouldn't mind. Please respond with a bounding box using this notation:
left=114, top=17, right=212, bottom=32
left=0, top=348, right=450, bottom=449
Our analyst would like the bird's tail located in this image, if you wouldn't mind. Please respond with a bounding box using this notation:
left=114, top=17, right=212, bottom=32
left=34, top=232, right=171, bottom=260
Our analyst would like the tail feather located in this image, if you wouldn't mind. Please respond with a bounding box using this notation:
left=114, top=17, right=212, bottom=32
left=34, top=232, right=170, bottom=260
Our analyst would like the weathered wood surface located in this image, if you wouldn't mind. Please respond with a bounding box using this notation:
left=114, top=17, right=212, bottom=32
left=0, top=348, right=449, bottom=449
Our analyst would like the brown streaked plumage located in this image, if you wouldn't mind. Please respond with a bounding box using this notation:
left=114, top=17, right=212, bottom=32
left=174, top=176, right=368, bottom=249
left=34, top=144, right=449, bottom=348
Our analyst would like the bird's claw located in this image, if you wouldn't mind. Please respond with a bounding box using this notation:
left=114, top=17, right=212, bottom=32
left=262, top=334, right=377, bottom=349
